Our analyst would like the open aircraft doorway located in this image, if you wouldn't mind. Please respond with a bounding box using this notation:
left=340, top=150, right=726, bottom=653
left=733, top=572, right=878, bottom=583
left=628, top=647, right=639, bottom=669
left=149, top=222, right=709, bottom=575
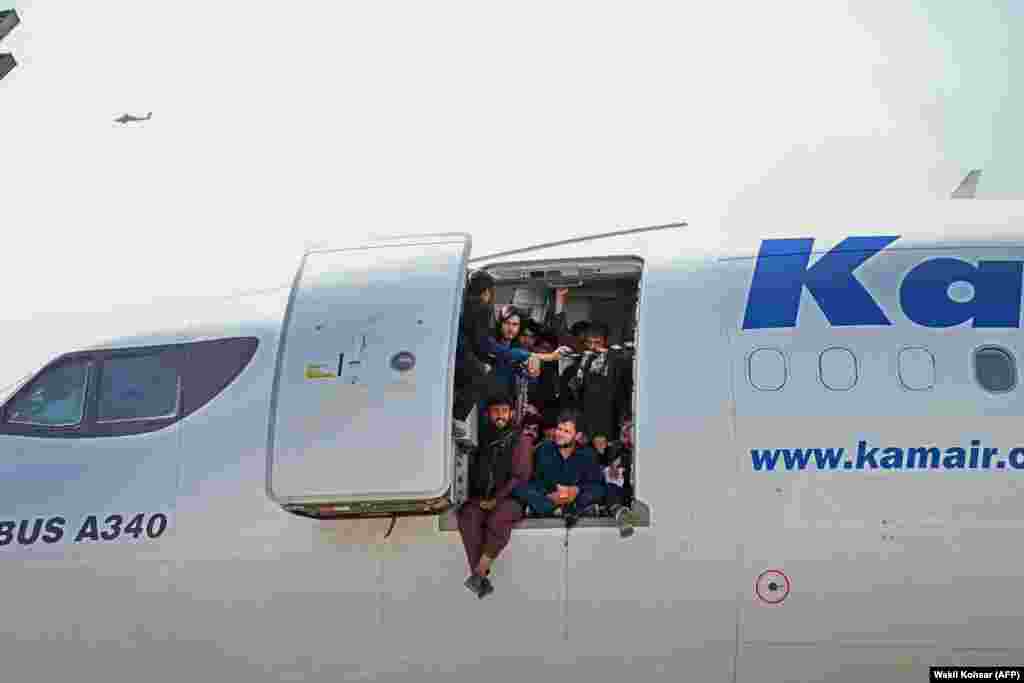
left=440, top=255, right=651, bottom=533
left=264, top=229, right=658, bottom=535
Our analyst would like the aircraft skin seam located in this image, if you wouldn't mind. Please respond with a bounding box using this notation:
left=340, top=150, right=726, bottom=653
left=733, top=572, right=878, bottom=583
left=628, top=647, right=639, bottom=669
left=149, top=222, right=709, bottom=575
left=721, top=265, right=745, bottom=683
left=263, top=251, right=309, bottom=505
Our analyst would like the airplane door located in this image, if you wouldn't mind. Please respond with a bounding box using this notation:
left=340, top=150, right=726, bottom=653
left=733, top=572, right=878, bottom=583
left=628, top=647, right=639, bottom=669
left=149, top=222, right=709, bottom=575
left=268, top=234, right=470, bottom=516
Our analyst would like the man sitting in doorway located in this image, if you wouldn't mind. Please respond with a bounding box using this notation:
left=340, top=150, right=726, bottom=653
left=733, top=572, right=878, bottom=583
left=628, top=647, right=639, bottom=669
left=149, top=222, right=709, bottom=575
left=519, top=412, right=543, bottom=445
left=512, top=410, right=605, bottom=528
left=599, top=417, right=636, bottom=538
left=457, top=393, right=534, bottom=599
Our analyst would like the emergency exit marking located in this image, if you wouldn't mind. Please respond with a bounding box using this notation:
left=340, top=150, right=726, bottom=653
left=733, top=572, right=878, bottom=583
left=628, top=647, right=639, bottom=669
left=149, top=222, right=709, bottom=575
left=304, top=363, right=337, bottom=380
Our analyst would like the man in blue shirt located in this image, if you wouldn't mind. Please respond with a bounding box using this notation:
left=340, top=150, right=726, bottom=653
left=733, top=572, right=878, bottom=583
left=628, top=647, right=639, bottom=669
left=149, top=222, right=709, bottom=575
left=453, top=275, right=567, bottom=441
left=512, top=409, right=605, bottom=528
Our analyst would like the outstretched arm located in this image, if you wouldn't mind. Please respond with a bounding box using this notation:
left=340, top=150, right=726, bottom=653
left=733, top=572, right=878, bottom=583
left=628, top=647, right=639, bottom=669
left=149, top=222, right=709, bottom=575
left=534, top=348, right=572, bottom=363
left=481, top=335, right=532, bottom=364
left=544, top=289, right=574, bottom=345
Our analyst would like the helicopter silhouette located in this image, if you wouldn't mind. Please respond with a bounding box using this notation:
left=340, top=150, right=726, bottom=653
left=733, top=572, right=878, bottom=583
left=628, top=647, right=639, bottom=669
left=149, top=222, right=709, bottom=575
left=114, top=112, right=153, bottom=124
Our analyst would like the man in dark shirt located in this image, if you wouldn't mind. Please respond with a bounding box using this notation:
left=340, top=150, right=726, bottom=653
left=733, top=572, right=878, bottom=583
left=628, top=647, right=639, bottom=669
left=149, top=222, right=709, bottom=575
left=543, top=288, right=590, bottom=352
left=559, top=322, right=633, bottom=445
left=519, top=412, right=543, bottom=444
left=512, top=410, right=605, bottom=527
left=517, top=319, right=559, bottom=422
left=454, top=270, right=498, bottom=432
left=457, top=393, right=534, bottom=599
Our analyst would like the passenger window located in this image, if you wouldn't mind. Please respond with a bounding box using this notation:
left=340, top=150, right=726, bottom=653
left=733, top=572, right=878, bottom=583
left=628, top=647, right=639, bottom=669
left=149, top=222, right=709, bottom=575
left=974, top=346, right=1016, bottom=394
left=898, top=347, right=935, bottom=391
left=819, top=347, right=857, bottom=391
left=6, top=360, right=90, bottom=427
left=747, top=348, right=786, bottom=391
left=97, top=354, right=180, bottom=422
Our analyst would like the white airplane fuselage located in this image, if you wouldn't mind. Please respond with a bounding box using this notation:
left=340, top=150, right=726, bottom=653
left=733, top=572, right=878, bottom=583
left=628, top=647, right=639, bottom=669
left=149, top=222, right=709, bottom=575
left=4, top=203, right=1024, bottom=682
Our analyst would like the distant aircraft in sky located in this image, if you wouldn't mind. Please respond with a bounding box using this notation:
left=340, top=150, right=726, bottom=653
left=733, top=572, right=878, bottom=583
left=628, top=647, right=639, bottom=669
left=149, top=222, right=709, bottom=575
left=114, top=112, right=152, bottom=124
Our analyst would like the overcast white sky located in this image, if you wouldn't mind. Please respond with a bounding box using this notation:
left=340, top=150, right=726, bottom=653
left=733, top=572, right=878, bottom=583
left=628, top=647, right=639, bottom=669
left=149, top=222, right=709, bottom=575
left=0, top=0, right=1020, bottom=386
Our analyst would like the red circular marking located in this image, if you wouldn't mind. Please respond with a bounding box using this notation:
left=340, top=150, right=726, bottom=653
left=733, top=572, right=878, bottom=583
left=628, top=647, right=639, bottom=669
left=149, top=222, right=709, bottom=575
left=755, top=568, right=791, bottom=605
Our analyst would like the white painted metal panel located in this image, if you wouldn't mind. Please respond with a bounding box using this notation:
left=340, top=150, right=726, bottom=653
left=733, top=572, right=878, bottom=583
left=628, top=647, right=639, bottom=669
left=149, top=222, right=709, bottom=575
left=726, top=246, right=1024, bottom=682
left=269, top=235, right=469, bottom=503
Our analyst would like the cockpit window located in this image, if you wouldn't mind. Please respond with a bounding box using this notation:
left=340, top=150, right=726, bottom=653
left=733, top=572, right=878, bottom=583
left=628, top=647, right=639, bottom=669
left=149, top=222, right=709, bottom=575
left=0, top=337, right=257, bottom=439
left=6, top=360, right=90, bottom=427
left=97, top=354, right=180, bottom=423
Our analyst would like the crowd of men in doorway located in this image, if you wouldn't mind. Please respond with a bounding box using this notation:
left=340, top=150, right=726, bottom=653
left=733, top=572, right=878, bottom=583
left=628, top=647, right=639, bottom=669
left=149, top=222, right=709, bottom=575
left=453, top=270, right=636, bottom=599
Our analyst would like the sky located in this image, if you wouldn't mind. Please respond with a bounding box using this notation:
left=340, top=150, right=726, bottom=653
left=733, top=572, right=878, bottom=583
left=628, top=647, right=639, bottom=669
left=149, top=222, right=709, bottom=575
left=0, top=0, right=1021, bottom=385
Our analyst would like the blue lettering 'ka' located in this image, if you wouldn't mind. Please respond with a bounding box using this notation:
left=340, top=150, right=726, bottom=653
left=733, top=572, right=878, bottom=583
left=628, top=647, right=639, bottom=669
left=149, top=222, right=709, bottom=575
left=742, top=236, right=900, bottom=329
left=900, top=258, right=1023, bottom=328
